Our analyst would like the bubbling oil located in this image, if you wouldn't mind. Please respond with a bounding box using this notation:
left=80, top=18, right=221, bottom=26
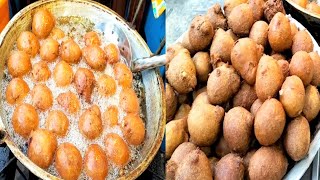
left=1, top=18, right=145, bottom=180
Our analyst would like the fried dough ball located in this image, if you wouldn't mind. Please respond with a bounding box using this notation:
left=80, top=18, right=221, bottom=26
left=84, top=144, right=108, bottom=180
left=114, top=62, right=133, bottom=88
left=8, top=51, right=31, bottom=77
left=53, top=61, right=73, bottom=87
left=6, top=78, right=29, bottom=104
left=83, top=45, right=106, bottom=71
left=97, top=74, right=116, bottom=97
left=60, top=39, right=82, bottom=64
left=105, top=43, right=120, bottom=64
left=57, top=91, right=80, bottom=114
left=79, top=106, right=103, bottom=139
left=307, top=2, right=320, bottom=14
left=49, top=28, right=65, bottom=40
left=31, top=61, right=51, bottom=82
left=102, top=106, right=119, bottom=127
left=292, top=0, right=308, bottom=8
left=32, top=8, right=55, bottom=38
left=17, top=31, right=39, bottom=57
left=84, top=31, right=101, bottom=46
left=74, top=68, right=95, bottom=103
left=45, top=110, right=69, bottom=137
left=55, top=143, right=82, bottom=180
left=12, top=103, right=39, bottom=138
left=40, top=38, right=59, bottom=62
left=122, top=113, right=145, bottom=146
left=120, top=88, right=140, bottom=114
left=31, top=84, right=53, bottom=111
left=90, top=104, right=102, bottom=117
left=28, top=129, right=57, bottom=169
left=104, top=133, right=130, bottom=166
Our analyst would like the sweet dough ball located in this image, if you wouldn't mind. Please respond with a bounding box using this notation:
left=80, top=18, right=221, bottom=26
left=31, top=61, right=51, bottom=82
left=12, top=103, right=39, bottom=138
left=114, top=62, right=133, bottom=88
left=8, top=51, right=32, bottom=77
left=74, top=68, right=95, bottom=103
left=55, top=143, right=82, bottom=180
left=102, top=106, right=119, bottom=127
left=122, top=113, right=145, bottom=145
left=228, top=4, right=254, bottom=37
left=83, top=45, right=106, bottom=71
left=57, top=91, right=80, bottom=114
left=6, top=78, right=29, bottom=104
left=32, top=8, right=55, bottom=38
left=49, top=28, right=65, bottom=40
left=90, top=104, right=101, bottom=118
left=120, top=88, right=140, bottom=114
left=53, top=61, right=73, bottom=87
left=40, top=38, right=59, bottom=62
left=104, top=133, right=130, bottom=166
left=79, top=106, right=103, bottom=139
left=105, top=43, right=120, bottom=64
left=84, top=144, right=108, bottom=180
left=84, top=31, right=100, bottom=46
left=17, top=31, right=39, bottom=57
left=31, top=84, right=53, bottom=111
left=60, top=39, right=82, bottom=64
left=45, top=110, right=69, bottom=137
left=28, top=129, right=57, bottom=168
left=97, top=74, right=116, bottom=97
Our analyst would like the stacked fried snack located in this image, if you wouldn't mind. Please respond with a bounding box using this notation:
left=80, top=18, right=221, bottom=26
left=165, top=0, right=320, bottom=179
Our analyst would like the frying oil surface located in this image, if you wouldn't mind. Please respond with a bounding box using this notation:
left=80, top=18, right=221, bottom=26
left=1, top=18, right=145, bottom=179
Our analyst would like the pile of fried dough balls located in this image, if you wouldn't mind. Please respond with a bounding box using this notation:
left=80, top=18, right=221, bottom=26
left=6, top=8, right=145, bottom=180
left=165, top=0, right=320, bottom=179
left=291, top=0, right=320, bottom=16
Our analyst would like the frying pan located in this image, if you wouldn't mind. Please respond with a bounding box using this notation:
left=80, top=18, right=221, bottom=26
left=0, top=0, right=165, bottom=179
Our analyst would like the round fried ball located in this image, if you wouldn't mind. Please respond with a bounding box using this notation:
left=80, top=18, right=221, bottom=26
left=74, top=68, right=95, bottom=103
left=120, top=88, right=140, bottom=114
left=45, top=110, right=69, bottom=137
left=114, top=62, right=133, bottom=88
left=53, top=61, right=73, bottom=87
left=307, top=2, right=320, bottom=14
left=32, top=8, right=55, bottom=38
left=289, top=51, right=314, bottom=86
left=84, top=144, right=108, bottom=180
left=97, top=74, right=116, bottom=97
left=105, top=43, right=120, bottom=64
left=31, top=61, right=51, bottom=82
left=122, top=113, right=145, bottom=145
left=84, top=31, right=100, bottom=46
left=102, top=106, right=119, bottom=127
left=292, top=0, right=308, bottom=8
left=28, top=129, right=57, bottom=168
left=6, top=78, right=29, bottom=104
left=90, top=104, right=101, bottom=118
left=8, top=51, right=31, bottom=77
left=79, top=106, right=103, bottom=139
left=17, top=31, right=39, bottom=57
left=60, top=39, right=82, bottom=64
left=55, top=143, right=82, bottom=180
left=50, top=28, right=65, bottom=40
left=57, top=91, right=80, bottom=114
left=12, top=103, right=39, bottom=138
left=31, top=84, right=53, bottom=111
left=104, top=133, right=130, bottom=166
left=40, top=38, right=59, bottom=62
left=83, top=45, right=106, bottom=71
left=292, top=30, right=313, bottom=54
